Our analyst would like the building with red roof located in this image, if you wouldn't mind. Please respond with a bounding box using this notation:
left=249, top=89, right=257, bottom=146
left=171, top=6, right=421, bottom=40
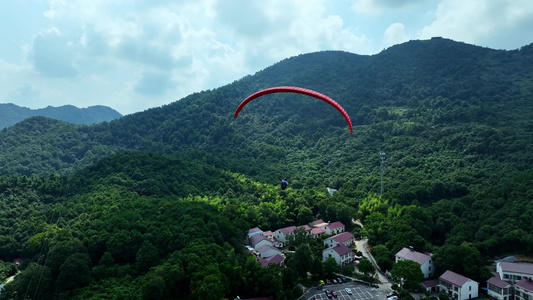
left=325, top=221, right=345, bottom=235
left=322, top=243, right=355, bottom=266
left=421, top=279, right=439, bottom=293
left=486, top=275, right=512, bottom=300
left=515, top=277, right=533, bottom=300
left=249, top=233, right=273, bottom=250
left=310, top=227, right=326, bottom=239
left=485, top=261, right=533, bottom=300
left=438, top=270, right=478, bottom=300
left=396, top=247, right=434, bottom=278
left=324, top=232, right=354, bottom=248
left=274, top=225, right=311, bottom=244
left=257, top=254, right=285, bottom=267
left=497, top=262, right=533, bottom=283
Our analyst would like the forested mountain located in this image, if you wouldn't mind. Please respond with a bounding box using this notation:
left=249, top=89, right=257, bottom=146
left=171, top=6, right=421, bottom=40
left=0, top=38, right=532, bottom=299
left=0, top=103, right=122, bottom=129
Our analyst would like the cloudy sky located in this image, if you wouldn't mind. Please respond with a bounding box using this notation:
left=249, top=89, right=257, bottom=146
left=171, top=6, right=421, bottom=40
left=1, top=0, right=532, bottom=115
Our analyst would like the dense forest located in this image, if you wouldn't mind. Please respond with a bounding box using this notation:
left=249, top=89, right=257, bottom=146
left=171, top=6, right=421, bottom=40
left=0, top=38, right=532, bottom=299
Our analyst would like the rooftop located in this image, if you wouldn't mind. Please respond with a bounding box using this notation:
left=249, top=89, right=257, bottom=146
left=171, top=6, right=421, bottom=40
left=327, top=243, right=354, bottom=256
left=256, top=244, right=280, bottom=255
left=396, top=247, right=432, bottom=264
left=327, top=221, right=344, bottom=230
left=440, top=270, right=475, bottom=287
left=499, top=262, right=533, bottom=275
left=487, top=276, right=511, bottom=289
left=421, top=279, right=439, bottom=288
left=516, top=278, right=533, bottom=293
left=311, top=227, right=326, bottom=235
left=328, top=232, right=354, bottom=243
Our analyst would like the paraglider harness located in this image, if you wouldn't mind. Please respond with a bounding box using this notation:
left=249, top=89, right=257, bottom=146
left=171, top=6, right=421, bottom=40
left=280, top=177, right=290, bottom=190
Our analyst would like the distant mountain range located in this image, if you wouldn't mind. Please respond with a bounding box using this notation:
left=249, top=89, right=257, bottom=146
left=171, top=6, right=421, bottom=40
left=0, top=103, right=122, bottom=129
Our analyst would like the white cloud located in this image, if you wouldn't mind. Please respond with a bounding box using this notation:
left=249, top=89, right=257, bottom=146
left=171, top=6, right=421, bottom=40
left=419, top=0, right=533, bottom=49
left=383, top=23, right=410, bottom=47
left=0, top=0, right=532, bottom=115
left=352, top=0, right=436, bottom=15
left=29, top=28, right=79, bottom=78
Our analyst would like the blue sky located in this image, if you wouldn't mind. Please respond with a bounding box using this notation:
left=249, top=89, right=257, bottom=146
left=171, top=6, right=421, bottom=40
left=1, top=0, right=532, bottom=115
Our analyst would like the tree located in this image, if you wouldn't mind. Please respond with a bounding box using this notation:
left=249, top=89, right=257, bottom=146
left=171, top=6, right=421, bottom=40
left=390, top=260, right=424, bottom=290
left=297, top=205, right=314, bottom=225
left=371, top=244, right=393, bottom=271
left=433, top=243, right=492, bottom=283
left=9, top=263, right=54, bottom=300
left=286, top=244, right=313, bottom=277
left=99, top=251, right=115, bottom=267
left=136, top=240, right=160, bottom=272
left=357, top=257, right=375, bottom=276
left=311, top=256, right=325, bottom=279
left=191, top=274, right=225, bottom=300
left=286, top=227, right=310, bottom=247
left=323, top=257, right=339, bottom=277
left=256, top=265, right=284, bottom=299
left=56, top=253, right=92, bottom=292
left=142, top=272, right=169, bottom=300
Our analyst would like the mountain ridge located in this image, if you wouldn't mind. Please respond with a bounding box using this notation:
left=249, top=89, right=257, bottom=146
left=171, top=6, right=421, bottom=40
left=0, top=38, right=531, bottom=191
left=0, top=103, right=123, bottom=129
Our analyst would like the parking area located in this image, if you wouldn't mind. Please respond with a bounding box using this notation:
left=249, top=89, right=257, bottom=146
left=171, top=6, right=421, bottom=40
left=305, top=282, right=383, bottom=300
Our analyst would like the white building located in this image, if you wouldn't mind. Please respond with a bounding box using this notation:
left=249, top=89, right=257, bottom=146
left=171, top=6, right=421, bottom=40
left=487, top=275, right=512, bottom=300
left=324, top=232, right=354, bottom=248
left=274, top=225, right=311, bottom=244
left=496, top=262, right=533, bottom=284
left=514, top=278, right=533, bottom=300
left=249, top=233, right=273, bottom=250
left=438, top=270, right=478, bottom=300
left=322, top=243, right=355, bottom=266
left=257, top=244, right=283, bottom=259
left=325, top=221, right=345, bottom=235
left=486, top=261, right=533, bottom=300
left=395, top=247, right=434, bottom=279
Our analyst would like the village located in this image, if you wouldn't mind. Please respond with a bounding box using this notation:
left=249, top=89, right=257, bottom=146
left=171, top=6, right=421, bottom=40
left=244, top=219, right=533, bottom=300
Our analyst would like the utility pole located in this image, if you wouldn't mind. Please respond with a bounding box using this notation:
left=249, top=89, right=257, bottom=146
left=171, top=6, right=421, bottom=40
left=380, top=151, right=386, bottom=195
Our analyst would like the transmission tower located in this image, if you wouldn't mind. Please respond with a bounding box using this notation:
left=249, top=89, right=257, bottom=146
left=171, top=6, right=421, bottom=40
left=380, top=151, right=386, bottom=195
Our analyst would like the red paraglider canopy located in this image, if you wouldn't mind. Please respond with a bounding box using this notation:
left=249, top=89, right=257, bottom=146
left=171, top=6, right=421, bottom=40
left=234, top=86, right=353, bottom=134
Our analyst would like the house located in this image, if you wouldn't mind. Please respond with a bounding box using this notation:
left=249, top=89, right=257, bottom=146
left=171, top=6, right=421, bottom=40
left=249, top=233, right=273, bottom=250
left=256, top=244, right=283, bottom=259
left=395, top=247, right=434, bottom=278
left=324, top=232, right=354, bottom=248
left=438, top=270, right=478, bottom=300
left=322, top=243, right=355, bottom=266
left=514, top=277, right=533, bottom=300
left=311, top=219, right=329, bottom=229
left=486, top=261, right=533, bottom=300
left=274, top=225, right=311, bottom=244
left=496, top=262, right=533, bottom=283
left=487, top=274, right=512, bottom=300
left=310, top=227, right=326, bottom=239
left=421, top=279, right=439, bottom=294
left=261, top=230, right=275, bottom=240
left=248, top=227, right=263, bottom=236
left=245, top=245, right=259, bottom=256
left=325, top=221, right=345, bottom=235
left=257, top=254, right=285, bottom=267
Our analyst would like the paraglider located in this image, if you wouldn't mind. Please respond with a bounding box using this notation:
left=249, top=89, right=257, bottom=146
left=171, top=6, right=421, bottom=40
left=280, top=177, right=290, bottom=190
left=233, top=86, right=353, bottom=134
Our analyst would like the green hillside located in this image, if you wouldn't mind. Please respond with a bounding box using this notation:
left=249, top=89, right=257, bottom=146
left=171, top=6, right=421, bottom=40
left=0, top=38, right=532, bottom=299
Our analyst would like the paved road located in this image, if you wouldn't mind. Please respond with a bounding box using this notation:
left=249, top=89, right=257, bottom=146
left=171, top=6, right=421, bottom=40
left=353, top=219, right=392, bottom=292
